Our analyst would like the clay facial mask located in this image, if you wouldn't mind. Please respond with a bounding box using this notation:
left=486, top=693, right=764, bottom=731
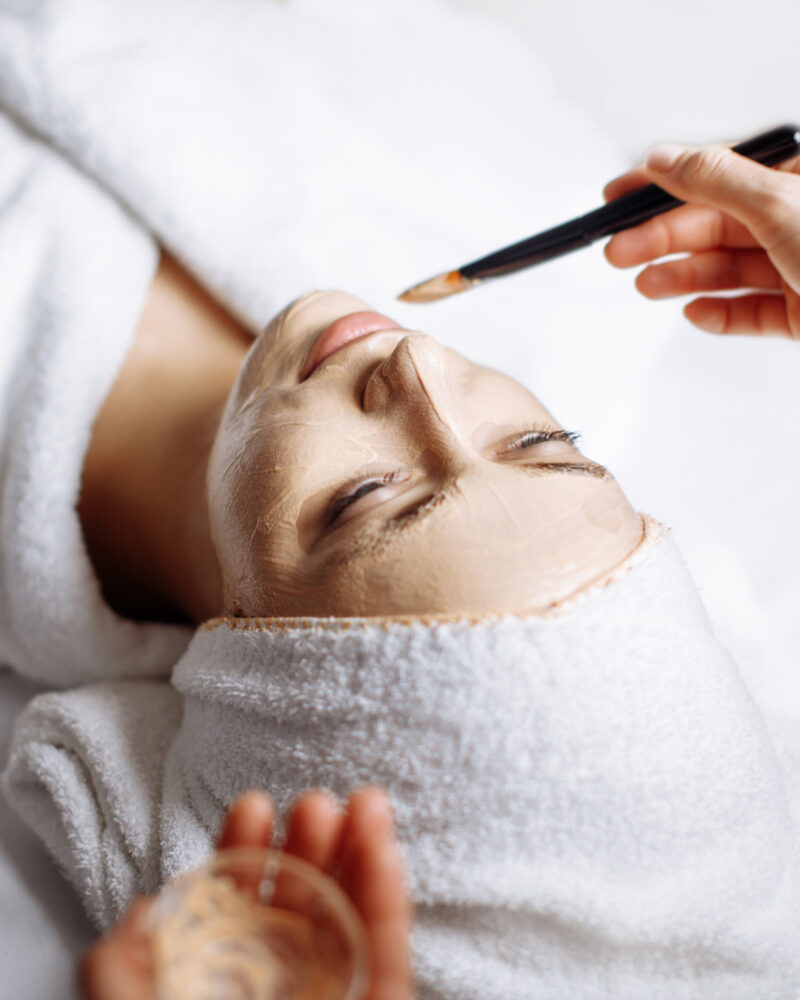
left=207, top=291, right=643, bottom=618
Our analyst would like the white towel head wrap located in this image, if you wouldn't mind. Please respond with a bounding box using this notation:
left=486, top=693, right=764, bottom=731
left=4, top=518, right=799, bottom=995
left=157, top=516, right=799, bottom=998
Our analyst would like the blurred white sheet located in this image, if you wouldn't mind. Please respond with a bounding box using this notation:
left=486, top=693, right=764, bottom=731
left=447, top=0, right=800, bottom=158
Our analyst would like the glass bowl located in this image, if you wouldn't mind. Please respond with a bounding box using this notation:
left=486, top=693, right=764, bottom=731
left=150, top=847, right=369, bottom=1000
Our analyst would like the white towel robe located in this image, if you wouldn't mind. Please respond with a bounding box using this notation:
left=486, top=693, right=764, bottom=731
left=0, top=113, right=191, bottom=686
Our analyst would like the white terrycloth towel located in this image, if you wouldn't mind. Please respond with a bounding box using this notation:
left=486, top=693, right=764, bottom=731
left=0, top=0, right=670, bottom=685
left=0, top=112, right=191, bottom=686
left=0, top=0, right=670, bottom=457
left=0, top=0, right=797, bottom=700
left=3, top=681, right=183, bottom=920
left=8, top=0, right=794, bottom=699
left=5, top=521, right=800, bottom=998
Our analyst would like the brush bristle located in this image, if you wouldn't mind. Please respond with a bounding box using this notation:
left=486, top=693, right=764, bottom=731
left=397, top=269, right=479, bottom=303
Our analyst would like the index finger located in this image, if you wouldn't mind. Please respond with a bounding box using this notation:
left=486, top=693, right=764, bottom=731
left=605, top=203, right=758, bottom=268
left=603, top=166, right=651, bottom=203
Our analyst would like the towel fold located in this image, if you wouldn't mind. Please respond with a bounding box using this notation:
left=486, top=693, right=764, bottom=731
left=5, top=520, right=800, bottom=998
left=4, top=680, right=182, bottom=927
left=0, top=113, right=191, bottom=686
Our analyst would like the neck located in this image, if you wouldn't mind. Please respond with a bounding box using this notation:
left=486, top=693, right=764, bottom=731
left=79, top=254, right=252, bottom=624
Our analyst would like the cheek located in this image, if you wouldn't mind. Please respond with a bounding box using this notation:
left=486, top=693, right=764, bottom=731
left=260, top=557, right=374, bottom=617
left=346, top=482, right=640, bottom=616
left=582, top=480, right=638, bottom=534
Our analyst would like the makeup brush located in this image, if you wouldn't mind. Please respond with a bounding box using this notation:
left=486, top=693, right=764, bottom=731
left=398, top=123, right=800, bottom=304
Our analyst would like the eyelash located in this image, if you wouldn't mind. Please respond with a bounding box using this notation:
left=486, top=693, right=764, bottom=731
left=506, top=428, right=580, bottom=451
left=326, top=428, right=580, bottom=525
left=327, top=471, right=404, bottom=525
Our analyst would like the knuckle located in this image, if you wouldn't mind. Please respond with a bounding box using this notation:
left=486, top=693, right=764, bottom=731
left=683, top=147, right=729, bottom=186
left=718, top=299, right=733, bottom=334
left=650, top=215, right=674, bottom=255
left=753, top=185, right=800, bottom=249
left=715, top=253, right=741, bottom=290
left=752, top=180, right=791, bottom=217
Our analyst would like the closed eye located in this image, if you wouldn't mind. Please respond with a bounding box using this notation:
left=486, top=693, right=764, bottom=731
left=499, top=426, right=606, bottom=479
left=326, top=471, right=407, bottom=527
left=500, top=427, right=581, bottom=454
left=324, top=428, right=589, bottom=536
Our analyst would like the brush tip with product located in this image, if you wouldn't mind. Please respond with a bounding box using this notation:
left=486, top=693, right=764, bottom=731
left=398, top=269, right=480, bottom=304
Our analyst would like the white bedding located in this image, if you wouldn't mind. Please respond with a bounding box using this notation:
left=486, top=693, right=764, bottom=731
left=2, top=0, right=799, bottom=996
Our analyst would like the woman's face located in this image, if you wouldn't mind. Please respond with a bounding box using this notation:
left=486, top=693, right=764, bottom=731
left=208, top=291, right=643, bottom=618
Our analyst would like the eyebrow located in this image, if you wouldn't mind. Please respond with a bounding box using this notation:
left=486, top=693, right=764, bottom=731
left=328, top=460, right=608, bottom=567
left=518, top=460, right=608, bottom=480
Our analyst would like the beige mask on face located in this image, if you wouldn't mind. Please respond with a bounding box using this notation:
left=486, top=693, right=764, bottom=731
left=207, top=290, right=644, bottom=619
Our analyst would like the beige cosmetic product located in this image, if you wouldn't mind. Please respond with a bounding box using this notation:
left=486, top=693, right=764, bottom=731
left=208, top=290, right=643, bottom=621
left=398, top=269, right=481, bottom=303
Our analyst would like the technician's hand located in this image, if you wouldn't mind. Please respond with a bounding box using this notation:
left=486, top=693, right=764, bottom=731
left=603, top=141, right=800, bottom=339
left=79, top=788, right=413, bottom=1000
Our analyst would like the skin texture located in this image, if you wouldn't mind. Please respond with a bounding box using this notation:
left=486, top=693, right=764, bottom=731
left=208, top=289, right=644, bottom=619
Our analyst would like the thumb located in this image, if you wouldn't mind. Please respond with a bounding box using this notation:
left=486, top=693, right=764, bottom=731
left=644, top=142, right=793, bottom=248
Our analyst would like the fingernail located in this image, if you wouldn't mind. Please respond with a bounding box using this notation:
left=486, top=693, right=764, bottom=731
left=645, top=143, right=687, bottom=173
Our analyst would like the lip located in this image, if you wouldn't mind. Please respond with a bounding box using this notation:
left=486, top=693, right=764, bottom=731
left=300, top=311, right=401, bottom=380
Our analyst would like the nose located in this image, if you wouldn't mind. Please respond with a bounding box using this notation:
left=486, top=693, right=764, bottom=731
left=363, top=333, right=463, bottom=436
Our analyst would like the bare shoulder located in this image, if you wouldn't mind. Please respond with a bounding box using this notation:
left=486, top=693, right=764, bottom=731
left=139, top=253, right=253, bottom=353
left=77, top=251, right=249, bottom=622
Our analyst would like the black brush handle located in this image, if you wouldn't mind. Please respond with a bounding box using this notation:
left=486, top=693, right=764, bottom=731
left=460, top=123, right=800, bottom=280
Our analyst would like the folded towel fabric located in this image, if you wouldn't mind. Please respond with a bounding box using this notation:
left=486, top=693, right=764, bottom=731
left=4, top=680, right=183, bottom=925
left=0, top=113, right=192, bottom=686
left=5, top=520, right=799, bottom=998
